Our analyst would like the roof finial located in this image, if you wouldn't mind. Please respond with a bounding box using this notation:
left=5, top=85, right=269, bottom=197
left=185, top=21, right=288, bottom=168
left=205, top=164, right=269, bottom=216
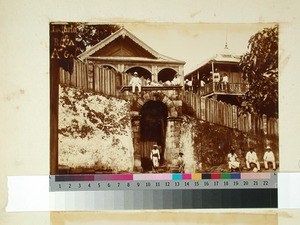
left=224, top=30, right=228, bottom=49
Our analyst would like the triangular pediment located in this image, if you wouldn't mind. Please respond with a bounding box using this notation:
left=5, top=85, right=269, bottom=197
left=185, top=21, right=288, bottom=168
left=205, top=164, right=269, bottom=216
left=78, top=27, right=185, bottom=64
left=90, top=36, right=157, bottom=59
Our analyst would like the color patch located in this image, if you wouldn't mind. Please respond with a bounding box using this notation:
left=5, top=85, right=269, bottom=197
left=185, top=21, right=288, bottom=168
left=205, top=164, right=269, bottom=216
left=221, top=173, right=231, bottom=179
left=191, top=173, right=202, bottom=180
left=211, top=173, right=221, bottom=179
left=172, top=173, right=182, bottom=180
left=202, top=174, right=211, bottom=179
left=231, top=173, right=241, bottom=179
left=182, top=173, right=192, bottom=180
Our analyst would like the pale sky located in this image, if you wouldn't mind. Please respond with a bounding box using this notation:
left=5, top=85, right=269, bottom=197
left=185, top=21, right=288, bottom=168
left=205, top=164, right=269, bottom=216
left=123, top=23, right=276, bottom=73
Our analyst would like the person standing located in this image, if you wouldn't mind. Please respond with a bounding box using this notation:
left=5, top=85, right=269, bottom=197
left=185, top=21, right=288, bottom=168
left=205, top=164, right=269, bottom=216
left=245, top=148, right=260, bottom=171
left=227, top=149, right=240, bottom=172
left=150, top=144, right=160, bottom=172
left=263, top=146, right=276, bottom=170
left=192, top=75, right=199, bottom=93
left=129, top=71, right=142, bottom=94
left=177, top=152, right=185, bottom=173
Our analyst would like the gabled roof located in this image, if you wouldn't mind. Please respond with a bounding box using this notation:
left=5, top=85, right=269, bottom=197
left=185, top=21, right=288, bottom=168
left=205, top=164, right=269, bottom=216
left=78, top=27, right=185, bottom=64
left=186, top=47, right=241, bottom=76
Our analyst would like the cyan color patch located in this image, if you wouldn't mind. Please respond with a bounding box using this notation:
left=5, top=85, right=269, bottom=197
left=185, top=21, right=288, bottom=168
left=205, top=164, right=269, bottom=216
left=172, top=173, right=182, bottom=180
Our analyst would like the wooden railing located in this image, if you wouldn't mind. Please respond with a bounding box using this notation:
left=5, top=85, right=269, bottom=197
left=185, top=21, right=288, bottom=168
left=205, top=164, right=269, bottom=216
left=59, top=60, right=278, bottom=136
left=59, top=60, right=120, bottom=97
left=183, top=91, right=278, bottom=136
left=199, top=82, right=248, bottom=96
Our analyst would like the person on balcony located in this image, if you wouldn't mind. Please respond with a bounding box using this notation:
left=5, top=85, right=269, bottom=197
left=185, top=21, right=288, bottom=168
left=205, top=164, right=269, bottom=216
left=212, top=68, right=221, bottom=83
left=129, top=72, right=142, bottom=94
left=245, top=148, right=260, bottom=171
left=222, top=73, right=229, bottom=92
left=211, top=68, right=221, bottom=91
left=172, top=73, right=181, bottom=86
left=263, top=146, right=276, bottom=170
left=192, top=75, right=199, bottom=93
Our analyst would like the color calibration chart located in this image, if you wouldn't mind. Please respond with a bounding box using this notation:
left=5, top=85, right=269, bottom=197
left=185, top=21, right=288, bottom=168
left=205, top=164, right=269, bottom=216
left=50, top=173, right=277, bottom=209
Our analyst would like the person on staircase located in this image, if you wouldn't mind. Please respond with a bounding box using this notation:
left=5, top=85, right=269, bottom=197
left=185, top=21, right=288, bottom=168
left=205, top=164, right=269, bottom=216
left=150, top=144, right=160, bottom=173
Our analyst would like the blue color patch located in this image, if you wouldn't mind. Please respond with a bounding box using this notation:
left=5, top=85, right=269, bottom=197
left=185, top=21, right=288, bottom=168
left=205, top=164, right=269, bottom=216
left=231, top=173, right=241, bottom=179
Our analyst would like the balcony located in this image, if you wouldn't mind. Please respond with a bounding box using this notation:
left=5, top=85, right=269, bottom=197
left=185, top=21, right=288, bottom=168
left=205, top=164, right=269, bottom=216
left=199, top=82, right=248, bottom=97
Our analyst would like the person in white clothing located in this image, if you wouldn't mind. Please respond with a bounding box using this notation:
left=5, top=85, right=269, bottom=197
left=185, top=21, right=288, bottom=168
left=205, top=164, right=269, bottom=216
left=227, top=149, right=240, bottom=172
left=172, top=73, right=181, bottom=86
left=150, top=145, right=160, bottom=172
left=129, top=72, right=142, bottom=94
left=263, top=146, right=276, bottom=170
left=245, top=148, right=260, bottom=171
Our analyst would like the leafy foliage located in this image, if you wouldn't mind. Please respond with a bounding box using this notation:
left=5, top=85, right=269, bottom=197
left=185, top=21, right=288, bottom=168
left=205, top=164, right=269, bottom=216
left=239, top=25, right=278, bottom=117
left=76, top=23, right=121, bottom=55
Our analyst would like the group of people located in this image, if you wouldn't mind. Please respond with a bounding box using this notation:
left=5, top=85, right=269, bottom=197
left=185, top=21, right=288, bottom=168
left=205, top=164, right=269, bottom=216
left=185, top=69, right=229, bottom=93
left=129, top=72, right=181, bottom=94
left=150, top=144, right=276, bottom=173
left=227, top=146, right=276, bottom=172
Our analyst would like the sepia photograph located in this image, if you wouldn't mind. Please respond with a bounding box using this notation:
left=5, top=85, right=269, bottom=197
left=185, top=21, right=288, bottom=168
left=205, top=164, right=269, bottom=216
left=50, top=22, right=278, bottom=175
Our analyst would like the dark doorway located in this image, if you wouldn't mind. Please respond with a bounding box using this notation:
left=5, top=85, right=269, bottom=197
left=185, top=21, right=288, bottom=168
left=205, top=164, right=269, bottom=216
left=126, top=67, right=152, bottom=80
left=140, top=101, right=168, bottom=169
left=158, top=68, right=177, bottom=82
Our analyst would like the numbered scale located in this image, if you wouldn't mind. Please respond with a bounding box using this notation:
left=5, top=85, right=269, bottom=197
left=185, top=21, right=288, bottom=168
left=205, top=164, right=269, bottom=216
left=49, top=173, right=277, bottom=192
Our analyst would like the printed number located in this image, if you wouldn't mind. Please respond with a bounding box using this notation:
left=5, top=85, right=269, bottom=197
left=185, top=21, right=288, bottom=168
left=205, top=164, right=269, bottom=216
left=175, top=182, right=180, bottom=186
left=185, top=182, right=190, bottom=186
left=58, top=184, right=62, bottom=188
left=156, top=182, right=160, bottom=187
left=253, top=181, right=258, bottom=186
left=98, top=183, right=101, bottom=188
left=204, top=181, right=209, bottom=186
left=243, top=181, right=249, bottom=186
left=263, top=181, right=268, bottom=186
left=224, top=181, right=229, bottom=186
left=107, top=183, right=111, bottom=187
left=78, top=183, right=81, bottom=188
left=127, top=182, right=130, bottom=187
left=69, top=184, right=71, bottom=188
left=146, top=182, right=151, bottom=187
left=117, top=183, right=120, bottom=187
left=233, top=181, right=239, bottom=186
left=165, top=182, right=170, bottom=186
left=137, top=182, right=140, bottom=187
left=214, top=181, right=219, bottom=186
left=88, top=183, right=91, bottom=188
left=195, top=182, right=199, bottom=186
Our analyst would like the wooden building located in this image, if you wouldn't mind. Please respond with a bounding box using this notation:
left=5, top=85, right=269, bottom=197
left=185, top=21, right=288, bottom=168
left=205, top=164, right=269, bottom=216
left=78, top=27, right=185, bottom=84
left=185, top=46, right=247, bottom=105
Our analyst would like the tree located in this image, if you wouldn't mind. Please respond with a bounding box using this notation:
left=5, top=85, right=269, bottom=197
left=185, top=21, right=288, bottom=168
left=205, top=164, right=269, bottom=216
left=59, top=23, right=121, bottom=73
left=239, top=25, right=278, bottom=117
left=75, top=23, right=121, bottom=55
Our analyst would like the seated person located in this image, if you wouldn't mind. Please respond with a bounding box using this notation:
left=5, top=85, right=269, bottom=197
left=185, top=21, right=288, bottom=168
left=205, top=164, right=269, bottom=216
left=245, top=148, right=260, bottom=171
left=227, top=149, right=240, bottom=172
left=263, top=146, right=276, bottom=170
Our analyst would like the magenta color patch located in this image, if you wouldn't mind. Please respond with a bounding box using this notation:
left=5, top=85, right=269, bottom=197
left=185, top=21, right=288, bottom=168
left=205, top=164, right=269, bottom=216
left=182, top=173, right=191, bottom=180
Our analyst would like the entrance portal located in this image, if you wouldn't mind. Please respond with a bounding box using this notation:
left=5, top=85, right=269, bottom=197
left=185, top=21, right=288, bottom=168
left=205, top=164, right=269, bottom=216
left=140, top=101, right=168, bottom=171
